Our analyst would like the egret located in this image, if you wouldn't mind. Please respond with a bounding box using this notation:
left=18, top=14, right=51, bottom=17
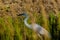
left=17, top=13, right=51, bottom=39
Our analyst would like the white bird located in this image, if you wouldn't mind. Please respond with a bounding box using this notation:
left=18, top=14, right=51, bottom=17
left=17, top=13, right=51, bottom=40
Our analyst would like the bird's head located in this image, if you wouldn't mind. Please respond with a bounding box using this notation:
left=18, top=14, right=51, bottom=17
left=17, top=13, right=28, bottom=17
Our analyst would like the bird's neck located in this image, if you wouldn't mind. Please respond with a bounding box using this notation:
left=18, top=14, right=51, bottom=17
left=24, top=16, right=31, bottom=29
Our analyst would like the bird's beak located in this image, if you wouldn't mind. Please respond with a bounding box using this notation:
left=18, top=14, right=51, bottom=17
left=17, top=14, right=24, bottom=16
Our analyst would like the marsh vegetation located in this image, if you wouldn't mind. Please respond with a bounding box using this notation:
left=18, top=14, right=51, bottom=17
left=0, top=0, right=60, bottom=40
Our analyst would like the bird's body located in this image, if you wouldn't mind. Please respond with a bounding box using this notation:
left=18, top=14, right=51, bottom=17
left=30, top=23, right=51, bottom=38
left=17, top=13, right=51, bottom=39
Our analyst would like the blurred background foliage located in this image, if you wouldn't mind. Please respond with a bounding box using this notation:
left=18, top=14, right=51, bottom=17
left=0, top=0, right=60, bottom=40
